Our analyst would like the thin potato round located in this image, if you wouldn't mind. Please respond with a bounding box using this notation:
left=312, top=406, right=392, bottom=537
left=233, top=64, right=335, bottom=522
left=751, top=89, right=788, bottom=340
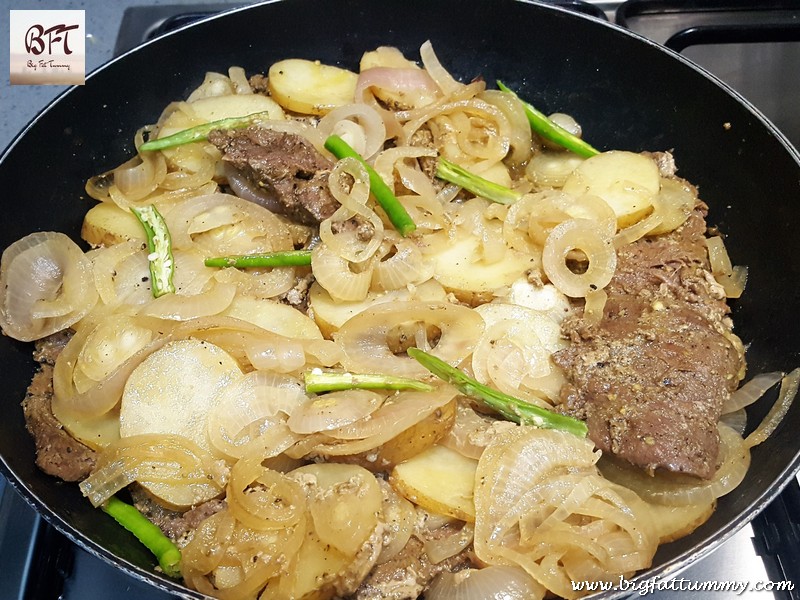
left=188, top=92, right=286, bottom=123
left=81, top=202, right=146, bottom=247
left=562, top=150, right=660, bottom=227
left=335, top=398, right=456, bottom=472
left=268, top=59, right=358, bottom=115
left=120, top=339, right=243, bottom=506
left=390, top=444, right=477, bottom=522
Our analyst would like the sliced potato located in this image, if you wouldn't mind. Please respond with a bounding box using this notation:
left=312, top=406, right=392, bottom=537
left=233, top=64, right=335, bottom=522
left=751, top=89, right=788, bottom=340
left=187, top=92, right=286, bottom=123
left=427, top=233, right=539, bottom=305
left=360, top=46, right=419, bottom=71
left=268, top=58, right=358, bottom=115
left=336, top=398, right=457, bottom=473
left=223, top=295, right=323, bottom=340
left=81, top=202, right=146, bottom=247
left=391, top=444, right=478, bottom=522
left=120, top=339, right=243, bottom=506
left=309, top=279, right=447, bottom=337
left=562, top=150, right=660, bottom=227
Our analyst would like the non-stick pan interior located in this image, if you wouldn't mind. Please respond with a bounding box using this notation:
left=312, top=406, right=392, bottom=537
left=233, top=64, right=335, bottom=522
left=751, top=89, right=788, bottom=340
left=2, top=0, right=799, bottom=596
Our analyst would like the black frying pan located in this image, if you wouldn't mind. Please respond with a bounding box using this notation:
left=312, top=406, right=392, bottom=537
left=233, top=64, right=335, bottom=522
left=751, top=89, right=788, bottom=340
left=2, top=1, right=800, bottom=597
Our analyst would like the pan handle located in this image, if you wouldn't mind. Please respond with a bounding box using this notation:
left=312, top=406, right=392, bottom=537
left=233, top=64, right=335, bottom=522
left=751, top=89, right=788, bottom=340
left=665, top=22, right=800, bottom=52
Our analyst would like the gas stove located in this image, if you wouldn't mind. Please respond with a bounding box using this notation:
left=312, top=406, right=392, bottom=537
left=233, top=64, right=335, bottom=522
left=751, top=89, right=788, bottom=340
left=1, top=2, right=799, bottom=599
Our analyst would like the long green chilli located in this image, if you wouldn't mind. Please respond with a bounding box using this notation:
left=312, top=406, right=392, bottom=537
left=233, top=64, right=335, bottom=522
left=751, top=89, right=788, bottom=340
left=102, top=496, right=182, bottom=578
left=138, top=111, right=275, bottom=152
left=324, top=134, right=417, bottom=237
left=204, top=250, right=312, bottom=269
left=304, top=370, right=434, bottom=393
left=130, top=204, right=175, bottom=298
left=436, top=158, right=523, bottom=205
left=408, top=347, right=588, bottom=437
left=496, top=81, right=600, bottom=158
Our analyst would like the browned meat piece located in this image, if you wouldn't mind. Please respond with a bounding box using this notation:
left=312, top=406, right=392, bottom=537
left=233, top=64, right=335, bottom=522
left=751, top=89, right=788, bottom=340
left=553, top=206, right=745, bottom=479
left=208, top=127, right=339, bottom=225
left=355, top=525, right=472, bottom=599
left=130, top=485, right=225, bottom=544
left=32, top=329, right=72, bottom=365
left=248, top=73, right=269, bottom=94
left=22, top=361, right=96, bottom=482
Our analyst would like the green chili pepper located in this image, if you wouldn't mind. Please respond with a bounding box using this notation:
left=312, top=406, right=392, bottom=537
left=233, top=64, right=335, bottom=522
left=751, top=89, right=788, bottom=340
left=324, top=134, right=417, bottom=237
left=408, top=347, right=588, bottom=437
left=130, top=204, right=175, bottom=298
left=436, top=158, right=523, bottom=205
left=304, top=370, right=434, bottom=394
left=138, top=111, right=274, bottom=152
left=102, top=496, right=182, bottom=578
left=496, top=81, right=600, bottom=158
left=204, top=249, right=312, bottom=269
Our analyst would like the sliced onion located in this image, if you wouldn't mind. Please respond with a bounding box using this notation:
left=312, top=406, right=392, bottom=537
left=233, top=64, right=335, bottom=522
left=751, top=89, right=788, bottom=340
left=293, top=463, right=383, bottom=558
left=355, top=67, right=440, bottom=110
left=372, top=237, right=434, bottom=291
left=140, top=281, right=237, bottom=321
left=75, top=314, right=154, bottom=383
left=648, top=177, right=696, bottom=235
left=526, top=151, right=585, bottom=188
left=471, top=304, right=565, bottom=403
left=613, top=202, right=664, bottom=248
left=717, top=265, right=749, bottom=299
left=312, top=388, right=456, bottom=455
left=79, top=433, right=226, bottom=507
left=419, top=40, right=463, bottom=97
left=745, top=367, right=800, bottom=448
left=542, top=219, right=617, bottom=298
left=228, top=66, right=252, bottom=94
left=424, top=523, right=474, bottom=564
left=721, top=408, right=748, bottom=435
left=426, top=566, right=544, bottom=600
left=442, top=403, right=505, bottom=460
left=111, top=147, right=167, bottom=203
left=287, top=389, right=385, bottom=434
left=226, top=456, right=305, bottom=531
left=1, top=232, right=98, bottom=341
left=376, top=479, right=417, bottom=564
left=334, top=301, right=484, bottom=377
left=706, top=235, right=733, bottom=277
left=166, top=192, right=293, bottom=256
left=320, top=157, right=384, bottom=264
left=723, top=371, right=783, bottom=415
left=474, top=427, right=657, bottom=597
left=311, top=243, right=374, bottom=302
left=91, top=241, right=144, bottom=305
left=481, top=90, right=533, bottom=165
left=207, top=370, right=305, bottom=460
left=317, top=103, right=387, bottom=160
left=372, top=146, right=438, bottom=198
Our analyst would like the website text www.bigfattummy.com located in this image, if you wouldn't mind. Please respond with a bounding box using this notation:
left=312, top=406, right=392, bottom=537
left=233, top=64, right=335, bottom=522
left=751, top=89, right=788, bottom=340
left=572, top=575, right=795, bottom=596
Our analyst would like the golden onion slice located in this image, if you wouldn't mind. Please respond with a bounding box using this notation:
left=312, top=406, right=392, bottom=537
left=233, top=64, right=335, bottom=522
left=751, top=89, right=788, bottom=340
left=542, top=218, right=617, bottom=298
left=334, top=301, right=483, bottom=377
left=0, top=232, right=98, bottom=341
left=474, top=426, right=657, bottom=598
